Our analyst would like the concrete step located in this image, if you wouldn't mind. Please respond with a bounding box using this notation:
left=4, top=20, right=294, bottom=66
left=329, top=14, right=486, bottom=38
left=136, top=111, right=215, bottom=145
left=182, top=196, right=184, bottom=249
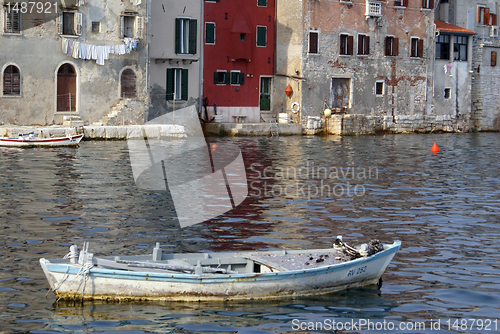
left=62, top=115, right=84, bottom=127
left=260, top=111, right=277, bottom=123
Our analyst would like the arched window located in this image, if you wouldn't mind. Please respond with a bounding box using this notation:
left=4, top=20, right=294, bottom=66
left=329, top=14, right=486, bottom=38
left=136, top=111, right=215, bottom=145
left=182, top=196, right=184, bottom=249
left=121, top=69, right=137, bottom=98
left=3, top=65, right=20, bottom=96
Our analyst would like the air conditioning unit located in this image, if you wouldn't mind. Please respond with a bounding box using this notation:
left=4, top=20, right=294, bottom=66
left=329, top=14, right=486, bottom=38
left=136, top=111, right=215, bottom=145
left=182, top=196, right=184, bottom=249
left=366, top=1, right=382, bottom=17
left=490, top=26, right=499, bottom=38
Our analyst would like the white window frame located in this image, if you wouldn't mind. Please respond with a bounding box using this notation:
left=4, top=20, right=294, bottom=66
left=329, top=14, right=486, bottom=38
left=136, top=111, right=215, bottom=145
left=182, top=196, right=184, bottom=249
left=230, top=70, right=242, bottom=86
left=366, top=0, right=382, bottom=17
left=121, top=15, right=143, bottom=39
left=3, top=5, right=21, bottom=35
left=215, top=70, right=227, bottom=85
left=375, top=81, right=384, bottom=96
left=308, top=30, right=319, bottom=54
left=256, top=25, right=267, bottom=47
left=205, top=22, right=215, bottom=45
left=57, top=11, right=82, bottom=37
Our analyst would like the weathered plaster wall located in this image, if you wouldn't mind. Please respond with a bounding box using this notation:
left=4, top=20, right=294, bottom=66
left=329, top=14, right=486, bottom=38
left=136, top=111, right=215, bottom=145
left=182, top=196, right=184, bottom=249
left=148, top=0, right=201, bottom=122
left=0, top=0, right=148, bottom=126
left=301, top=0, right=434, bottom=130
left=471, top=44, right=500, bottom=130
left=274, top=0, right=303, bottom=120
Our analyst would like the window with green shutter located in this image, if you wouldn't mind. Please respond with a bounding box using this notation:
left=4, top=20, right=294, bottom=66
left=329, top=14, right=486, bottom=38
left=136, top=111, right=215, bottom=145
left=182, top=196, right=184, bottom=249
left=257, top=0, right=267, bottom=6
left=230, top=71, right=245, bottom=85
left=205, top=22, right=215, bottom=44
left=175, top=18, right=197, bottom=54
left=214, top=71, right=228, bottom=84
left=256, top=26, right=266, bottom=47
left=166, top=68, right=188, bottom=100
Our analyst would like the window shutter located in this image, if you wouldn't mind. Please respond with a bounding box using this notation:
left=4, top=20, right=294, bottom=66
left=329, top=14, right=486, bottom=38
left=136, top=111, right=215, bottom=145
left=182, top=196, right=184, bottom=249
left=492, top=14, right=497, bottom=25
left=12, top=72, right=20, bottom=95
left=365, top=36, right=370, bottom=55
left=478, top=7, right=482, bottom=23
left=224, top=72, right=230, bottom=84
left=5, top=11, right=12, bottom=32
left=385, top=37, right=390, bottom=56
left=175, top=18, right=181, bottom=54
left=393, top=38, right=399, bottom=56
left=492, top=51, right=497, bottom=66
left=135, top=16, right=144, bottom=39
left=206, top=23, right=215, bottom=44
left=189, top=19, right=197, bottom=54
left=119, top=16, right=124, bottom=38
left=230, top=72, right=237, bottom=84
left=74, top=12, right=82, bottom=35
left=257, top=26, right=266, bottom=46
left=166, top=68, right=174, bottom=100
left=239, top=72, right=245, bottom=85
left=4, top=73, right=11, bottom=95
left=485, top=8, right=490, bottom=25
left=181, top=69, right=188, bottom=100
left=403, top=0, right=408, bottom=6
left=429, top=0, right=434, bottom=9
left=347, top=35, right=353, bottom=55
left=56, top=14, right=63, bottom=34
left=12, top=12, right=20, bottom=32
left=417, top=39, right=424, bottom=58
left=214, top=72, right=218, bottom=84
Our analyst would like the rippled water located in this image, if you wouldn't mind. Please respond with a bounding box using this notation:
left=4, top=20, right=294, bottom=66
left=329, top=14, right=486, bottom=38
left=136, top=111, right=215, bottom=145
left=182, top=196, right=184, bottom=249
left=1, top=133, right=500, bottom=333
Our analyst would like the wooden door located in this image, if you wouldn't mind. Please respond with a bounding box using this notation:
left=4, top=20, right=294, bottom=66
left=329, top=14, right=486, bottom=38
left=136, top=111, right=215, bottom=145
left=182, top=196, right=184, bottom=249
left=121, top=69, right=137, bottom=98
left=57, top=64, right=76, bottom=112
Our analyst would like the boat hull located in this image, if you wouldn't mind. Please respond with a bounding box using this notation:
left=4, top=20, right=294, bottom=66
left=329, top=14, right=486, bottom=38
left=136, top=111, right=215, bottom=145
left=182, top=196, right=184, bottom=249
left=0, top=134, right=84, bottom=147
left=40, top=241, right=400, bottom=302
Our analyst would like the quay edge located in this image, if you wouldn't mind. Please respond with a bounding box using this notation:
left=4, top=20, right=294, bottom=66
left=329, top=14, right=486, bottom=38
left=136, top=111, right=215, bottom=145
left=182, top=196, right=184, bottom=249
left=0, top=125, right=187, bottom=140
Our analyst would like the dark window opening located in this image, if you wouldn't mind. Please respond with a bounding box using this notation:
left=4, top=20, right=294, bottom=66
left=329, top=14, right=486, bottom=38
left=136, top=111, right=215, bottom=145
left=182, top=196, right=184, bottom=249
left=376, top=82, right=384, bottom=95
left=444, top=88, right=451, bottom=99
left=385, top=36, right=399, bottom=56
left=340, top=34, right=353, bottom=55
left=357, top=34, right=370, bottom=55
left=453, top=35, right=468, bottom=61
left=309, top=31, right=318, bottom=54
left=435, top=34, right=450, bottom=60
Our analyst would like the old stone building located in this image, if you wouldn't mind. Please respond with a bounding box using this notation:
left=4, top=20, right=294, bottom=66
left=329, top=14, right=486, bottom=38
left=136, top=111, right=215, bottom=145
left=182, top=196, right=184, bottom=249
left=0, top=0, right=149, bottom=126
left=0, top=0, right=203, bottom=127
left=437, top=0, right=500, bottom=131
left=275, top=0, right=477, bottom=134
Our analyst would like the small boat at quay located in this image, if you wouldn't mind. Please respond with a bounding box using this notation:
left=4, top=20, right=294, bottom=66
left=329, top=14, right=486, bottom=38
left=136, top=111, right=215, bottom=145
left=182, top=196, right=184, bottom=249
left=40, top=238, right=401, bottom=302
left=0, top=132, right=84, bottom=147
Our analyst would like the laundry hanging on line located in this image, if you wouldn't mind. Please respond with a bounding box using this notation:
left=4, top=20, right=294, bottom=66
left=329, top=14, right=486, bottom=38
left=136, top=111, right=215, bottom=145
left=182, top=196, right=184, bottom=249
left=61, top=37, right=138, bottom=66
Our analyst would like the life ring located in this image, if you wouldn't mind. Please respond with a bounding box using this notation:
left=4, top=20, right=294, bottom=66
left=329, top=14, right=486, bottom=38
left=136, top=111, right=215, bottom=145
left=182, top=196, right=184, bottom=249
left=291, top=102, right=300, bottom=113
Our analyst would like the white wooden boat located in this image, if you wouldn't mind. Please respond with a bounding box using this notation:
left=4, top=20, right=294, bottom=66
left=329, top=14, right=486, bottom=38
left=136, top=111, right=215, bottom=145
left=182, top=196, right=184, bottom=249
left=0, top=133, right=84, bottom=147
left=40, top=239, right=400, bottom=302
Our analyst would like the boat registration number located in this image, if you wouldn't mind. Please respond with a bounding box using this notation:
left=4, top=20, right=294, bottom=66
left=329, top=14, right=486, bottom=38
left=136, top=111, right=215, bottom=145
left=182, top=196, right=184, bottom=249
left=347, top=266, right=367, bottom=277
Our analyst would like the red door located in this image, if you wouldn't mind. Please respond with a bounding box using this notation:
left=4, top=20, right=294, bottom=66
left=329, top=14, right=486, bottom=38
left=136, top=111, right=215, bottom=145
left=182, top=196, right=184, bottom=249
left=57, top=64, right=76, bottom=112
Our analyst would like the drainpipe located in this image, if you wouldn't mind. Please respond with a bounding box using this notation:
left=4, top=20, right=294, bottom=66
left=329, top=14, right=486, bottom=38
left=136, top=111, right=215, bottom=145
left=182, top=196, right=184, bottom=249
left=198, top=2, right=204, bottom=116
left=146, top=0, right=150, bottom=94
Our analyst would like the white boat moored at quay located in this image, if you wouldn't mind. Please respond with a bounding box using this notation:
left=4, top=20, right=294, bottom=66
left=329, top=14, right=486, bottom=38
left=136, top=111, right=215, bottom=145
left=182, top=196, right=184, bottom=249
left=0, top=132, right=84, bottom=147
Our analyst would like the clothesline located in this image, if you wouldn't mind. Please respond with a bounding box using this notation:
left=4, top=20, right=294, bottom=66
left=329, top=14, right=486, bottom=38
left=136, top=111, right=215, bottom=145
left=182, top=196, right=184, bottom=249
left=61, top=37, right=138, bottom=66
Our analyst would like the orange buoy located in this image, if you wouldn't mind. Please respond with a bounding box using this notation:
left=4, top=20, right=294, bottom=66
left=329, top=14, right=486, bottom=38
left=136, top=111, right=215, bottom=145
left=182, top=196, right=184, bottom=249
left=430, top=141, right=440, bottom=153
left=285, top=84, right=293, bottom=97
left=211, top=144, right=217, bottom=152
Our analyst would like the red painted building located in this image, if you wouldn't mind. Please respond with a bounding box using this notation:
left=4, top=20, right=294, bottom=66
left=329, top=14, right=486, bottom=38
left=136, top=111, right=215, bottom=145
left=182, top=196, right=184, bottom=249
left=203, top=0, right=275, bottom=123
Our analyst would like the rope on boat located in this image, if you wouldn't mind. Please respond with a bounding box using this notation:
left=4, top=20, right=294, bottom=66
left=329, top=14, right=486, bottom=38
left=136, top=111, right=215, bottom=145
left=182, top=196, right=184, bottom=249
left=55, top=262, right=93, bottom=302
left=333, top=238, right=384, bottom=260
